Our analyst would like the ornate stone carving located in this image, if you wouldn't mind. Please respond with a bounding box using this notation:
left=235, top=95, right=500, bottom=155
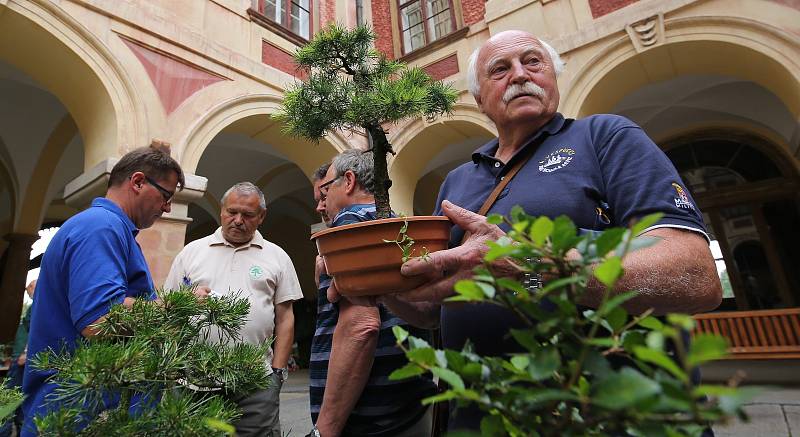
left=625, top=13, right=665, bottom=53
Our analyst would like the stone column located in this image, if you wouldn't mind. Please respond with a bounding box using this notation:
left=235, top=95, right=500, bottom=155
left=0, top=233, right=38, bottom=344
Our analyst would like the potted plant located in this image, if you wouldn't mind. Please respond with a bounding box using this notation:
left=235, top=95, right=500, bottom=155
left=391, top=211, right=756, bottom=436
left=28, top=288, right=270, bottom=436
left=274, top=24, right=458, bottom=296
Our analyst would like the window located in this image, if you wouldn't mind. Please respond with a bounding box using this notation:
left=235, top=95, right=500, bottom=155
left=260, top=0, right=311, bottom=40
left=398, top=0, right=455, bottom=54
left=356, top=0, right=365, bottom=26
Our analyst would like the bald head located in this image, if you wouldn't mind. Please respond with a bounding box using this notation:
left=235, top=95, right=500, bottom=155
left=467, top=31, right=564, bottom=99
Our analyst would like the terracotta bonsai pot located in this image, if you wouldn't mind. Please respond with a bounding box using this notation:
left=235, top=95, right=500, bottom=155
left=311, top=216, right=452, bottom=297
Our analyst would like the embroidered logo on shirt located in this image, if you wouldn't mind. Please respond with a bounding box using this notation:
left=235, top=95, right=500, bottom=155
left=672, top=182, right=695, bottom=210
left=538, top=148, right=575, bottom=173
left=249, top=265, right=264, bottom=280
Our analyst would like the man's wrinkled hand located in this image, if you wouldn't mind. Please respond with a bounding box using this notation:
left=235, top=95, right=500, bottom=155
left=400, top=200, right=506, bottom=303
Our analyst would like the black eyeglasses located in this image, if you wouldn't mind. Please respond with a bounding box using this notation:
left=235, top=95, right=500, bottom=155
left=318, top=176, right=340, bottom=200
left=144, top=175, right=175, bottom=204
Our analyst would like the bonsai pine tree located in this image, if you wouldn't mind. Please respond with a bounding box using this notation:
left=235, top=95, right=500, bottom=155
left=29, top=287, right=271, bottom=436
left=274, top=24, right=459, bottom=219
left=393, top=211, right=755, bottom=436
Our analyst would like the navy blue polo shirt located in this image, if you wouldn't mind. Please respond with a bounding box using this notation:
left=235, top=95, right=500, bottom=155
left=22, top=197, right=155, bottom=436
left=434, top=113, right=706, bottom=357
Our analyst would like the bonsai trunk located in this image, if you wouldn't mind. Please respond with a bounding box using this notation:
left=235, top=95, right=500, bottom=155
left=367, top=125, right=393, bottom=219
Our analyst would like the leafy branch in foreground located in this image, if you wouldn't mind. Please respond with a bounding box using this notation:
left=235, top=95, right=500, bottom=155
left=392, top=210, right=757, bottom=437
left=31, top=287, right=271, bottom=436
left=0, top=382, right=23, bottom=427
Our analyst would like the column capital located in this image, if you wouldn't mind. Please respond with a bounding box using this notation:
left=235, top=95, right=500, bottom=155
left=63, top=158, right=208, bottom=210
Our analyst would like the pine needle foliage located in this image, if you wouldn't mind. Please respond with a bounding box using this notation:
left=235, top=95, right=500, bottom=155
left=392, top=211, right=756, bottom=437
left=30, top=286, right=271, bottom=436
left=0, top=382, right=23, bottom=427
left=274, top=24, right=459, bottom=218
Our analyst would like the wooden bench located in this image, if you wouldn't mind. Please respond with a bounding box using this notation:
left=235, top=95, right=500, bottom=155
left=693, top=308, right=800, bottom=359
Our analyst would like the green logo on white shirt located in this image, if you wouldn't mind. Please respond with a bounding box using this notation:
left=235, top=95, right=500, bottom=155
left=249, top=265, right=264, bottom=280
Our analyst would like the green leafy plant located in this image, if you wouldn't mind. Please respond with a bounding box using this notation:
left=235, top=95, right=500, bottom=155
left=31, top=287, right=271, bottom=436
left=0, top=382, right=23, bottom=427
left=383, top=217, right=431, bottom=262
left=274, top=24, right=458, bottom=219
left=391, top=210, right=755, bottom=436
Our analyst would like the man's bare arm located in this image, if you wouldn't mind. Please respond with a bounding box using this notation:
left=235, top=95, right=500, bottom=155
left=315, top=298, right=380, bottom=437
left=580, top=227, right=722, bottom=315
left=272, top=301, right=295, bottom=369
left=80, top=296, right=136, bottom=337
left=401, top=201, right=722, bottom=315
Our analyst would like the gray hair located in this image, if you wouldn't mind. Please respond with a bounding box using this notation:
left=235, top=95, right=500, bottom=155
left=467, top=34, right=564, bottom=99
left=331, top=149, right=374, bottom=194
left=221, top=182, right=266, bottom=210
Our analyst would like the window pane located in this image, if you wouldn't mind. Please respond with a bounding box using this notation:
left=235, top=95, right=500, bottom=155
left=401, top=1, right=425, bottom=52
left=264, top=0, right=282, bottom=22
left=290, top=0, right=310, bottom=39
left=426, top=0, right=453, bottom=40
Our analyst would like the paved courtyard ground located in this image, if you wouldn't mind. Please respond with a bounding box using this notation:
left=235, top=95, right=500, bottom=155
left=280, top=369, right=800, bottom=437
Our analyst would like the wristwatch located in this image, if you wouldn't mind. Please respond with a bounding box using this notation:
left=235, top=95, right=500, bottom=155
left=306, top=425, right=321, bottom=437
left=272, top=367, right=289, bottom=383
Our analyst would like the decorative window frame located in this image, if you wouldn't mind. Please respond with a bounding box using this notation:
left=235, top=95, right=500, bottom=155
left=248, top=0, right=315, bottom=45
left=393, top=0, right=464, bottom=57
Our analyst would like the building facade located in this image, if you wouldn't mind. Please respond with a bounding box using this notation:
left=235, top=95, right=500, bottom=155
left=1, top=0, right=799, bottom=368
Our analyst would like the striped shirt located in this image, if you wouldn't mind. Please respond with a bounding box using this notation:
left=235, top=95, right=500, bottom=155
left=309, top=204, right=436, bottom=436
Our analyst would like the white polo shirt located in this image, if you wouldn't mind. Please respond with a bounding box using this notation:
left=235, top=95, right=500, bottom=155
left=164, top=228, right=303, bottom=368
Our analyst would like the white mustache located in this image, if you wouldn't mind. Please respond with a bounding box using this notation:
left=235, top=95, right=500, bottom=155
left=503, top=82, right=545, bottom=104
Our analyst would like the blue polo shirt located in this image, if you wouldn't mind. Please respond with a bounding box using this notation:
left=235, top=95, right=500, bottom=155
left=22, top=197, right=155, bottom=436
left=434, top=113, right=707, bottom=429
left=435, top=113, right=707, bottom=352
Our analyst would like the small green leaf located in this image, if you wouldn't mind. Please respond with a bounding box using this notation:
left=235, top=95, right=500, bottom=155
left=597, top=291, right=637, bottom=317
left=633, top=346, right=688, bottom=382
left=510, top=355, right=530, bottom=371
left=480, top=415, right=506, bottom=437
left=578, top=376, right=590, bottom=397
left=550, top=215, right=579, bottom=252
left=631, top=213, right=664, bottom=236
left=510, top=205, right=527, bottom=223
left=389, top=362, right=426, bottom=380
left=510, top=329, right=540, bottom=352
left=606, top=306, right=628, bottom=333
left=593, top=367, right=661, bottom=410
left=638, top=316, right=664, bottom=331
left=595, top=228, right=626, bottom=257
left=421, top=390, right=458, bottom=405
left=484, top=242, right=518, bottom=262
left=486, top=213, right=503, bottom=225
left=585, top=337, right=616, bottom=347
left=687, top=334, right=729, bottom=367
left=205, top=418, right=236, bottom=434
left=476, top=281, right=496, bottom=299
left=496, top=278, right=527, bottom=295
left=451, top=280, right=485, bottom=301
left=667, top=314, right=695, bottom=331
left=392, top=325, right=409, bottom=344
left=593, top=257, right=623, bottom=288
left=431, top=366, right=465, bottom=390
left=622, top=330, right=646, bottom=351
left=530, top=216, right=554, bottom=246
left=406, top=347, right=436, bottom=366
left=529, top=347, right=560, bottom=381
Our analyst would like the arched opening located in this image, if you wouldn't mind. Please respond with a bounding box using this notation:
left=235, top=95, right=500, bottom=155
left=185, top=111, right=339, bottom=368
left=664, top=135, right=800, bottom=311
left=389, top=113, right=496, bottom=216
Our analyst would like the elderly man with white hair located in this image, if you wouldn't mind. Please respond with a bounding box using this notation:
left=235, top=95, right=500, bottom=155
left=393, top=30, right=722, bottom=432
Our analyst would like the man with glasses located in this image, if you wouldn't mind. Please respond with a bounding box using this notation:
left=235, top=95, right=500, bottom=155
left=307, top=150, right=436, bottom=437
left=22, top=146, right=185, bottom=436
left=165, top=182, right=303, bottom=437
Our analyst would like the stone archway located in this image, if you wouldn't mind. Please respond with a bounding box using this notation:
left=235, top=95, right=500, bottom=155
left=0, top=0, right=147, bottom=168
left=562, top=16, right=800, bottom=122
left=388, top=104, right=496, bottom=215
